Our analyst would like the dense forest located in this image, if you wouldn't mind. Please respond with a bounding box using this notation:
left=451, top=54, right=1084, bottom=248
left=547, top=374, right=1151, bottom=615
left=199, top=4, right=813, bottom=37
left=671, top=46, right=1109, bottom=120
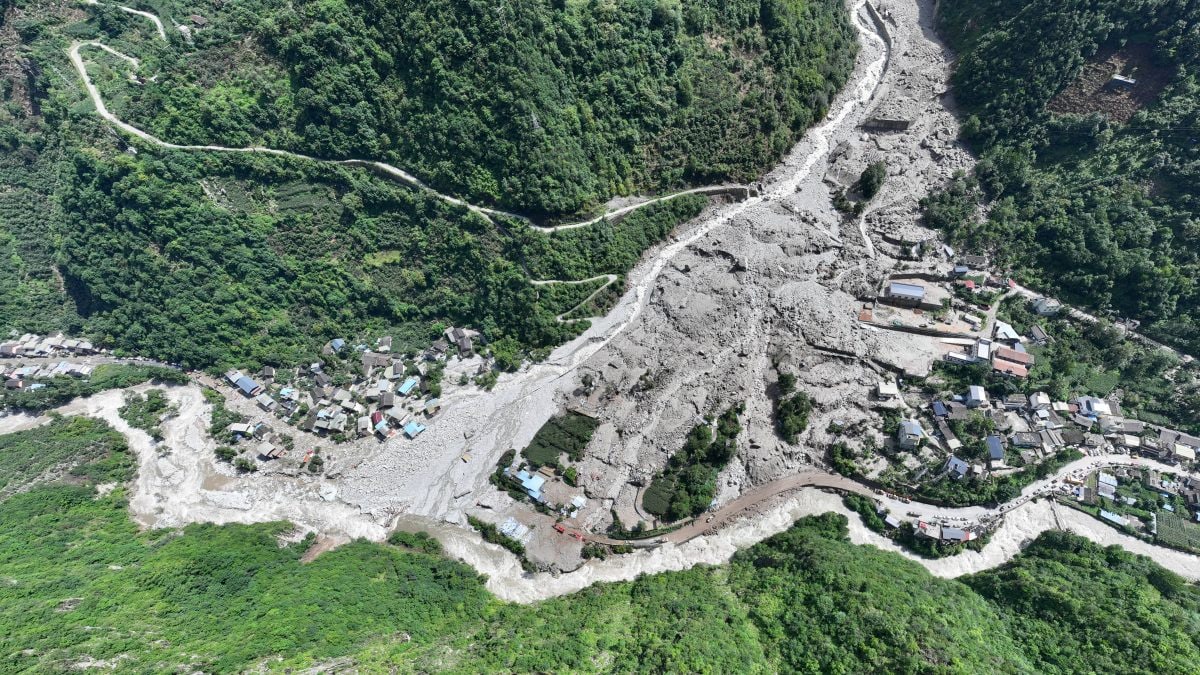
left=930, top=0, right=1200, bottom=354
left=117, top=0, right=858, bottom=217
left=0, top=0, right=856, bottom=369
left=2, top=420, right=1198, bottom=672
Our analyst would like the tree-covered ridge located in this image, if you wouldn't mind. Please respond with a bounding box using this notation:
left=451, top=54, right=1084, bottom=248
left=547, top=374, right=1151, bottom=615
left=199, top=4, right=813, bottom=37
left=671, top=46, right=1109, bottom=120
left=120, top=0, right=857, bottom=217
left=965, top=530, right=1200, bottom=673
left=930, top=0, right=1200, bottom=354
left=53, top=141, right=707, bottom=368
left=6, top=447, right=1200, bottom=675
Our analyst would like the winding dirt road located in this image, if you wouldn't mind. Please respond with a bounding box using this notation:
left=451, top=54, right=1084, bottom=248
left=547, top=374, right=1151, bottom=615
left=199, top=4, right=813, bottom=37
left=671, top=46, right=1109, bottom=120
left=529, top=275, right=619, bottom=323
left=68, top=5, right=744, bottom=234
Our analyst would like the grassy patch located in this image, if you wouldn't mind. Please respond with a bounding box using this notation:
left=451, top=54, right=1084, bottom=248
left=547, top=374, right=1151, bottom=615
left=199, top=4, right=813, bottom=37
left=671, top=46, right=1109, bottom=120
left=521, top=412, right=599, bottom=467
left=0, top=416, right=133, bottom=498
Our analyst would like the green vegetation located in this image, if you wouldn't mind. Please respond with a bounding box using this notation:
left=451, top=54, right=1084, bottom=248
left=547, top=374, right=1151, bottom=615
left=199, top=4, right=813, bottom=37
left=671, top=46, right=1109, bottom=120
left=0, top=416, right=132, bottom=498
left=122, top=0, right=856, bottom=218
left=931, top=0, right=1200, bottom=355
left=1156, top=510, right=1200, bottom=554
left=859, top=160, right=887, bottom=199
left=965, top=531, right=1200, bottom=674
left=829, top=440, right=861, bottom=477
left=776, top=390, right=813, bottom=443
left=644, top=403, right=743, bottom=521
left=387, top=530, right=444, bottom=556
left=466, top=515, right=531, bottom=571
left=203, top=387, right=247, bottom=442
left=117, top=389, right=172, bottom=440
left=0, top=0, right=858, bottom=371
left=520, top=411, right=599, bottom=468
left=842, top=493, right=886, bottom=532
left=0, top=364, right=188, bottom=412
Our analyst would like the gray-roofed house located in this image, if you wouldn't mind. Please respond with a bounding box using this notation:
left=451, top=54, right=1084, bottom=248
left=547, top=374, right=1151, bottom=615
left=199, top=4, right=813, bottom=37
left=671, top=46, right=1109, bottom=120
left=361, top=351, right=391, bottom=372
left=1029, top=392, right=1051, bottom=410
left=935, top=419, right=962, bottom=450
left=1003, top=393, right=1028, bottom=410
left=254, top=393, right=277, bottom=411
left=884, top=281, right=926, bottom=307
left=897, top=419, right=924, bottom=450
left=234, top=376, right=263, bottom=397
left=1011, top=432, right=1041, bottom=448
left=966, top=385, right=988, bottom=408
left=993, top=321, right=1021, bottom=342
left=942, top=527, right=976, bottom=542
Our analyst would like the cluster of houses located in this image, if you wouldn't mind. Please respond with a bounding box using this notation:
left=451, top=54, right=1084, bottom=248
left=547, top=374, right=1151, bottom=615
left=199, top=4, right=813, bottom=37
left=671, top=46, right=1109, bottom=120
left=218, top=330, right=481, bottom=445
left=3, top=361, right=96, bottom=390
left=226, top=420, right=287, bottom=459
left=1069, top=466, right=1200, bottom=530
left=915, top=519, right=978, bottom=543
left=871, top=499, right=982, bottom=545
left=886, top=378, right=1199, bottom=482
left=943, top=319, right=1045, bottom=378
left=504, top=465, right=590, bottom=520
left=0, top=333, right=97, bottom=358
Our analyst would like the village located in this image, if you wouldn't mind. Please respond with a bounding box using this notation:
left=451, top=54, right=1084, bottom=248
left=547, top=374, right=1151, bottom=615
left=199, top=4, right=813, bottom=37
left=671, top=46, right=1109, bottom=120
left=211, top=327, right=496, bottom=466
left=0, top=333, right=101, bottom=389
left=842, top=252, right=1200, bottom=551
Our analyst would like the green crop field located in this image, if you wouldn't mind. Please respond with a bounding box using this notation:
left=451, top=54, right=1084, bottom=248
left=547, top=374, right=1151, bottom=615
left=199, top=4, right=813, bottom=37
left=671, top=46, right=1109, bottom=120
left=1156, top=510, right=1200, bottom=553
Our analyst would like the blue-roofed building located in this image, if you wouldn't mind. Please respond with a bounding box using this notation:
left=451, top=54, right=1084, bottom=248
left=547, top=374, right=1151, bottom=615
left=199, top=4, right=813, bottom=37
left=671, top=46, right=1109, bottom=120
left=398, top=377, right=419, bottom=396
left=986, top=435, right=1005, bottom=462
left=234, top=375, right=262, bottom=396
left=946, top=455, right=969, bottom=479
left=403, top=421, right=426, bottom=439
left=329, top=338, right=346, bottom=352
left=515, top=470, right=547, bottom=502
left=1100, top=510, right=1128, bottom=527
left=932, top=401, right=948, bottom=417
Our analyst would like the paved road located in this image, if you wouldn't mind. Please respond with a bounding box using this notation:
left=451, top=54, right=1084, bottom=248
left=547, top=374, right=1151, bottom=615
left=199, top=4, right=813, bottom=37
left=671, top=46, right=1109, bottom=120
left=597, top=450, right=1198, bottom=548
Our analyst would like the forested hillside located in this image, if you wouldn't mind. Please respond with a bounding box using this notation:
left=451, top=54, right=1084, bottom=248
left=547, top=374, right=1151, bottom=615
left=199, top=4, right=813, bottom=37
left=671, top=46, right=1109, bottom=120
left=4, top=424, right=1198, bottom=675
left=0, top=0, right=856, bottom=368
left=119, top=0, right=857, bottom=217
left=929, top=0, right=1200, bottom=353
